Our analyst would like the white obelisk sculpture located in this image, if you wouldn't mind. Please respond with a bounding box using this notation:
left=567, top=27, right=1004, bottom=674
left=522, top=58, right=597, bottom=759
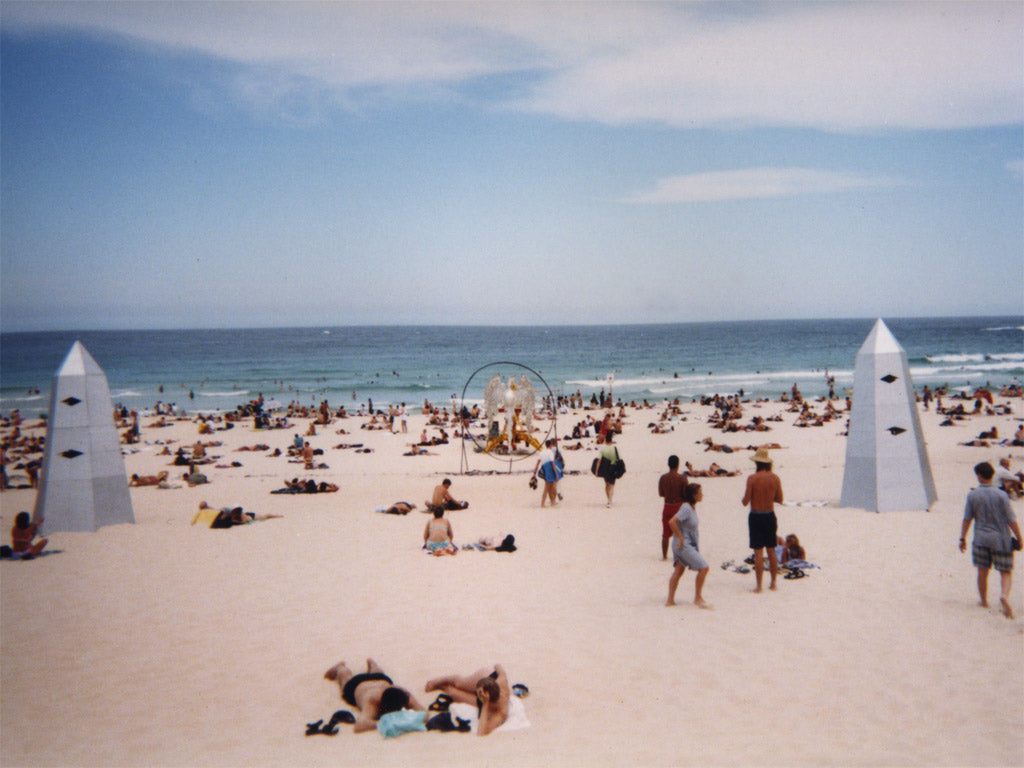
left=33, top=341, right=135, bottom=532
left=841, top=319, right=937, bottom=512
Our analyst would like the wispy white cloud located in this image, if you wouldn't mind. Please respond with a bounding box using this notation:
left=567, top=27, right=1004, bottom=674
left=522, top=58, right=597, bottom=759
left=3, top=1, right=1022, bottom=131
left=622, top=167, right=903, bottom=204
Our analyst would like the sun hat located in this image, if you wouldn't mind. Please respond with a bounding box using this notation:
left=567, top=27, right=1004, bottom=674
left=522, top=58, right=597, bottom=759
left=750, top=446, right=773, bottom=464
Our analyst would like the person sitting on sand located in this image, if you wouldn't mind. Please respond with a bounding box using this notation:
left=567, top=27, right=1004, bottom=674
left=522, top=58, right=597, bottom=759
left=1011, top=424, right=1024, bottom=447
left=994, top=458, right=1023, bottom=498
left=423, top=507, right=457, bottom=555
left=183, top=467, right=209, bottom=486
left=776, top=533, right=806, bottom=564
left=425, top=665, right=512, bottom=736
left=130, top=471, right=169, bottom=487
left=324, top=659, right=425, bottom=734
left=427, top=478, right=468, bottom=512
left=10, top=511, right=47, bottom=558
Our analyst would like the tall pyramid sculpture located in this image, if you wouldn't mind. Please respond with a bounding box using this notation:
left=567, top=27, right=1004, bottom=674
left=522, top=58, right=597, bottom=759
left=33, top=341, right=135, bottom=533
left=840, top=319, right=937, bottom=512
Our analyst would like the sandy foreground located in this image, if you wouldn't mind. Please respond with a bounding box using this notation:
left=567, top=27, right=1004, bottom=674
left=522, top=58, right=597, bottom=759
left=2, top=395, right=1022, bottom=768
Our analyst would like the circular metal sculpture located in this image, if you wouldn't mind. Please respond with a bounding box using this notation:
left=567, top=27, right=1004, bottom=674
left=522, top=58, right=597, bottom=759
left=460, top=362, right=555, bottom=469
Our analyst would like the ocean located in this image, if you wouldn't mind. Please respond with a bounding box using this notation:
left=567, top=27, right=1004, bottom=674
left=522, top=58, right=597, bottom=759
left=1, top=317, right=1021, bottom=417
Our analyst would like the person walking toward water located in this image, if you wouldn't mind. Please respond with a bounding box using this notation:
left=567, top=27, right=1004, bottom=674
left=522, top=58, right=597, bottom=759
left=742, top=446, right=783, bottom=592
left=532, top=438, right=563, bottom=507
left=959, top=461, right=1021, bottom=619
left=666, top=483, right=711, bottom=608
left=658, top=454, right=688, bottom=559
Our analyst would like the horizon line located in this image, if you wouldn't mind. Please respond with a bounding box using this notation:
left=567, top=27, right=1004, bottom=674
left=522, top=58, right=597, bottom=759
left=3, top=313, right=1022, bottom=336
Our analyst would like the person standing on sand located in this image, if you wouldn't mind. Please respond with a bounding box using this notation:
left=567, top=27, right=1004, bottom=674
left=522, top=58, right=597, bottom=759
left=532, top=438, right=563, bottom=507
left=959, top=461, right=1021, bottom=619
left=658, top=454, right=688, bottom=559
left=597, top=431, right=622, bottom=507
left=741, top=446, right=783, bottom=592
left=302, top=441, right=314, bottom=470
left=666, top=483, right=711, bottom=608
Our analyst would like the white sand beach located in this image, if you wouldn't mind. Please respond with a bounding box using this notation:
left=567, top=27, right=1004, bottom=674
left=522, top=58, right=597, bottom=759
left=2, top=395, right=1022, bottom=767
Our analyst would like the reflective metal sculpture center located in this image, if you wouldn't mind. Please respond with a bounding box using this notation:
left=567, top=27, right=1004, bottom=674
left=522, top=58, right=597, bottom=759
left=482, top=374, right=542, bottom=454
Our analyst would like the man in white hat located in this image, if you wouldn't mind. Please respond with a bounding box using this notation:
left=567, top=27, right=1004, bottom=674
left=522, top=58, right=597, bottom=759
left=741, top=446, right=783, bottom=592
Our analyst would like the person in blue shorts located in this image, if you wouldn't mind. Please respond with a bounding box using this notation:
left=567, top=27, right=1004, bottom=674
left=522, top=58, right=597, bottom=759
left=532, top=439, right=563, bottom=507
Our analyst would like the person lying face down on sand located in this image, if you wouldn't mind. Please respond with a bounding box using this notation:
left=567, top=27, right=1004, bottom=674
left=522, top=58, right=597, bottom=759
left=425, top=664, right=510, bottom=736
left=324, top=659, right=425, bottom=733
left=198, top=501, right=282, bottom=528
left=130, top=471, right=169, bottom=487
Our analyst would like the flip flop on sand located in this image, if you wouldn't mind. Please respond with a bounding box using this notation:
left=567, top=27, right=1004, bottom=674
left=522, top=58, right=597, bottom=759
left=784, top=569, right=806, bottom=580
left=331, top=708, right=360, bottom=729
left=305, top=719, right=324, bottom=736
left=512, top=683, right=530, bottom=698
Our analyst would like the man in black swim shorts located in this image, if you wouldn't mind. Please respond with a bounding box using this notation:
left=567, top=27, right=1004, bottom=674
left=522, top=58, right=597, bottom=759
left=324, top=658, right=425, bottom=733
left=741, top=446, right=784, bottom=592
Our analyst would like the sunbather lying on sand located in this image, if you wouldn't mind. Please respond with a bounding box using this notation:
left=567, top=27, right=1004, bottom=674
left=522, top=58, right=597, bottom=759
left=130, top=471, right=169, bottom=487
left=425, top=664, right=511, bottom=736
left=324, top=659, right=424, bottom=733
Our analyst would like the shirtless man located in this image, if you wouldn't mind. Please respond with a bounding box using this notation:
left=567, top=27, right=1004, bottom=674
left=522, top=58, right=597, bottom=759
left=741, top=446, right=784, bottom=592
left=302, top=441, right=314, bottom=470
left=324, top=659, right=424, bottom=733
left=427, top=478, right=466, bottom=512
left=425, top=664, right=511, bottom=736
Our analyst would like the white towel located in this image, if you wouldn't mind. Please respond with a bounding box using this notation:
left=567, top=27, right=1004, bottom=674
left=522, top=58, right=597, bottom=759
left=448, top=696, right=530, bottom=734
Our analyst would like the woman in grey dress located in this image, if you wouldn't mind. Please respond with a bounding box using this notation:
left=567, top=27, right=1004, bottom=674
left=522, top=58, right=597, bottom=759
left=666, top=483, right=712, bottom=609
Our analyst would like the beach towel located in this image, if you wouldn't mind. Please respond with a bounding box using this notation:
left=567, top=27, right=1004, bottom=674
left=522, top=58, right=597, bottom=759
left=447, top=696, right=530, bottom=734
left=191, top=507, right=220, bottom=526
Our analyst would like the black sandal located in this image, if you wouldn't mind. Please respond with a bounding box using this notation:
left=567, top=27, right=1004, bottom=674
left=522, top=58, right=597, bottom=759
left=329, top=709, right=356, bottom=725
left=305, top=719, right=324, bottom=736
left=429, top=693, right=453, bottom=711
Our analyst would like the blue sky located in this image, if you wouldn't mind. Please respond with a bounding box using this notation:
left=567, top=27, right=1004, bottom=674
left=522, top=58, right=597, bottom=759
left=2, top=1, right=1021, bottom=331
